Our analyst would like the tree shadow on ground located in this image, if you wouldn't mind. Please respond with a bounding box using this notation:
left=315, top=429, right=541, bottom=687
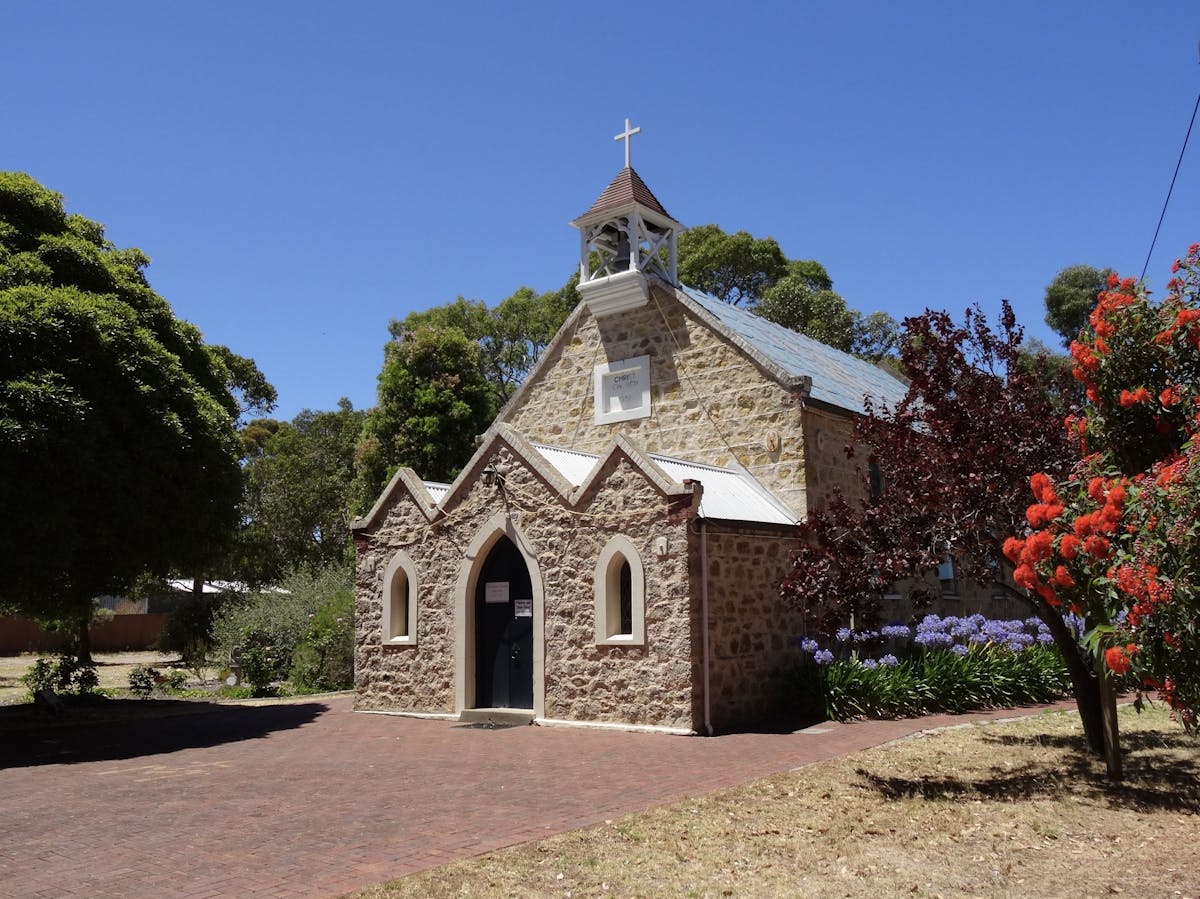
left=855, top=726, right=1200, bottom=813
left=0, top=698, right=328, bottom=769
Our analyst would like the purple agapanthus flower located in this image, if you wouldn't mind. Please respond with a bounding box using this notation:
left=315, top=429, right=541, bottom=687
left=879, top=654, right=899, bottom=667
left=800, top=638, right=819, bottom=654
left=814, top=649, right=835, bottom=666
left=835, top=627, right=852, bottom=643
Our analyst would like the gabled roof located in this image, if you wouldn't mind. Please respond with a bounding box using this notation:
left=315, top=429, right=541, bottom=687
left=678, top=287, right=909, bottom=416
left=574, top=167, right=673, bottom=222
left=351, top=425, right=796, bottom=533
left=531, top=443, right=797, bottom=526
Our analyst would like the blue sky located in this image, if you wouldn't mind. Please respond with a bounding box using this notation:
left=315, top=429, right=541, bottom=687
left=5, top=2, right=1197, bottom=420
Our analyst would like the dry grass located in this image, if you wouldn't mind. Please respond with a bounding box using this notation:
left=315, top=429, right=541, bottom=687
left=351, top=705, right=1199, bottom=899
left=0, top=651, right=213, bottom=704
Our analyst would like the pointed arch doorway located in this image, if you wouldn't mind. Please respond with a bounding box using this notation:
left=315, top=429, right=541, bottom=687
left=473, top=535, right=534, bottom=709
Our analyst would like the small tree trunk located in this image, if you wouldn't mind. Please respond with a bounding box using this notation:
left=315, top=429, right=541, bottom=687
left=75, top=616, right=93, bottom=666
left=1096, top=655, right=1123, bottom=780
left=1035, top=603, right=1105, bottom=756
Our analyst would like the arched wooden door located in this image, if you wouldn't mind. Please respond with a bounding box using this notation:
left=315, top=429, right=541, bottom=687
left=474, top=535, right=534, bottom=709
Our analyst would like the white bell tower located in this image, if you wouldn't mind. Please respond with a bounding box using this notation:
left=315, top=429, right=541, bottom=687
left=570, top=119, right=682, bottom=317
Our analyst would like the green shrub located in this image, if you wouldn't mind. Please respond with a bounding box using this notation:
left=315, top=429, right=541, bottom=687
left=801, top=615, right=1076, bottom=721
left=128, top=665, right=158, bottom=698
left=814, top=645, right=1073, bottom=721
left=21, top=658, right=58, bottom=696
left=161, top=669, right=189, bottom=693
left=211, top=565, right=352, bottom=685
left=291, top=588, right=354, bottom=692
left=239, top=626, right=283, bottom=697
left=21, top=653, right=99, bottom=698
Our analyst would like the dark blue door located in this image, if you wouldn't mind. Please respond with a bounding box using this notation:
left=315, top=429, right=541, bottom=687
left=474, top=536, right=534, bottom=709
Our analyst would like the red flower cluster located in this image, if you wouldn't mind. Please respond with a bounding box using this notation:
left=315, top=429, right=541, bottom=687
left=1071, top=478, right=1125, bottom=552
left=1119, top=387, right=1151, bottom=407
left=1152, top=453, right=1189, bottom=488
left=1115, top=562, right=1172, bottom=629
left=1156, top=306, right=1200, bottom=348
left=1004, top=480, right=1066, bottom=606
left=1104, top=643, right=1137, bottom=676
left=1025, top=472, right=1064, bottom=527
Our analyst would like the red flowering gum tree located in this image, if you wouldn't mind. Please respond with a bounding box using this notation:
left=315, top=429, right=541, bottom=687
left=779, top=302, right=1108, bottom=744
left=1010, top=245, right=1200, bottom=738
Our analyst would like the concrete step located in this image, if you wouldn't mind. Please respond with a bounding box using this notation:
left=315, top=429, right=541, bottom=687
left=458, top=708, right=534, bottom=727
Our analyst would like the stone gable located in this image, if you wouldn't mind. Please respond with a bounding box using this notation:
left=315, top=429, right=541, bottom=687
left=355, top=437, right=701, bottom=730
left=500, top=283, right=812, bottom=516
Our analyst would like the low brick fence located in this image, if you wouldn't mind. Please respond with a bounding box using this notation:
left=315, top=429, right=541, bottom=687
left=0, top=614, right=168, bottom=655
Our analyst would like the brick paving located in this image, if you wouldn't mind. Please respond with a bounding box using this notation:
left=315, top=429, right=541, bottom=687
left=0, top=695, right=1079, bottom=898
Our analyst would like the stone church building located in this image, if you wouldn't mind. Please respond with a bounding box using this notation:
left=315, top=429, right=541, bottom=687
left=351, top=133, right=911, bottom=734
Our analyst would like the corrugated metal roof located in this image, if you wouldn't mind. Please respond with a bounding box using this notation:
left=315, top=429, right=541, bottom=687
left=575, top=167, right=672, bottom=221
left=681, top=287, right=909, bottom=416
left=530, top=444, right=797, bottom=526
left=424, top=481, right=451, bottom=504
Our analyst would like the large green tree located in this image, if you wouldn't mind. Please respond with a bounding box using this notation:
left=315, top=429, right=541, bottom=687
left=676, top=223, right=790, bottom=306
left=1045, top=264, right=1112, bottom=347
left=677, top=225, right=899, bottom=359
left=395, top=276, right=579, bottom=408
left=354, top=326, right=494, bottom=509
left=355, top=277, right=580, bottom=510
left=238, top=399, right=365, bottom=584
left=757, top=272, right=899, bottom=361
left=0, top=172, right=269, bottom=649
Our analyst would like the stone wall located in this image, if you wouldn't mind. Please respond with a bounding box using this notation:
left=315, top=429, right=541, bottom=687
left=538, top=452, right=697, bottom=729
left=354, top=487, right=456, bottom=715
left=699, top=523, right=808, bottom=731
left=801, top=405, right=865, bottom=507
left=355, top=441, right=700, bottom=731
left=501, top=283, right=813, bottom=516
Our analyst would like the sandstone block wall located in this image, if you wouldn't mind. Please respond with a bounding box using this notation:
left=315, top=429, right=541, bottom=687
left=700, top=524, right=807, bottom=731
left=501, top=285, right=812, bottom=516
left=801, top=405, right=866, bottom=507
left=355, top=443, right=699, bottom=731
left=354, top=488, right=456, bottom=715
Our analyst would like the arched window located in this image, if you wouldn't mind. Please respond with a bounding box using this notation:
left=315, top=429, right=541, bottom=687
left=594, top=536, right=645, bottom=645
left=382, top=551, right=418, bottom=645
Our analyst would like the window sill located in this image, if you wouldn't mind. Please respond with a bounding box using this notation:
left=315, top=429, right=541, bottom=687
left=596, top=634, right=643, bottom=647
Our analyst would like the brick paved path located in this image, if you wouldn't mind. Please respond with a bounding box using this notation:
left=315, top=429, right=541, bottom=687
left=0, top=695, right=1078, bottom=898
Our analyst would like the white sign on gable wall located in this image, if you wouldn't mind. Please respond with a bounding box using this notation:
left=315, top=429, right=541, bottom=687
left=593, top=355, right=651, bottom=424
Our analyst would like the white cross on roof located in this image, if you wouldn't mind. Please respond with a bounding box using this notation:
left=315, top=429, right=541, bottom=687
left=614, top=117, right=641, bottom=168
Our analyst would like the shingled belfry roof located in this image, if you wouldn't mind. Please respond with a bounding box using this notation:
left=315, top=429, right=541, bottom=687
left=575, top=166, right=673, bottom=222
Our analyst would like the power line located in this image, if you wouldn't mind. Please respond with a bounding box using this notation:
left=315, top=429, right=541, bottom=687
left=1141, top=88, right=1200, bottom=282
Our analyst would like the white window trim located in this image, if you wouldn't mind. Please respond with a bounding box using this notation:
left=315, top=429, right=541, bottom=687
left=594, top=535, right=646, bottom=646
left=382, top=550, right=418, bottom=646
left=593, top=355, right=651, bottom=425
